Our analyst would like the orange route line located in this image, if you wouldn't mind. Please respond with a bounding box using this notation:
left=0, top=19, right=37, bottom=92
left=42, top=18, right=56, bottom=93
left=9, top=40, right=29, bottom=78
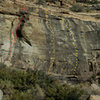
left=4, top=17, right=24, bottom=62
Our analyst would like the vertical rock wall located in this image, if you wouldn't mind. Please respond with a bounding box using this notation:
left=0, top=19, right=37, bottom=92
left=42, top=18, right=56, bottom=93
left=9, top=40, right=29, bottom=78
left=0, top=0, right=100, bottom=80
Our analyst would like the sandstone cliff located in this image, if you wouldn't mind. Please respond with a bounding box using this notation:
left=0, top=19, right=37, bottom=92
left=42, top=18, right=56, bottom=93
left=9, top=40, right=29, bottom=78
left=0, top=0, right=100, bottom=81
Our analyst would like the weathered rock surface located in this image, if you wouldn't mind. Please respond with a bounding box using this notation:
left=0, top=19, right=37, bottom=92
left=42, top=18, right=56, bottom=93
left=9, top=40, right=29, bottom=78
left=91, top=84, right=100, bottom=92
left=0, top=0, right=100, bottom=81
left=89, top=95, right=100, bottom=100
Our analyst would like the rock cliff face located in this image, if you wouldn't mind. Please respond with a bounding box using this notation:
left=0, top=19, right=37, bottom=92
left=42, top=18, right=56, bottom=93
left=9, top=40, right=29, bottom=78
left=0, top=0, right=100, bottom=81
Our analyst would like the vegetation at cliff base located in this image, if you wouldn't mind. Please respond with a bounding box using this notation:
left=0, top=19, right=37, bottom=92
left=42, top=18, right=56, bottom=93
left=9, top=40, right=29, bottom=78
left=0, top=63, right=83, bottom=100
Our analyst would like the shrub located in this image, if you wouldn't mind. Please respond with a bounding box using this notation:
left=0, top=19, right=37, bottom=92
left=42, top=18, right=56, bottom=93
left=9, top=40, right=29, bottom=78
left=0, top=67, right=84, bottom=100
left=90, top=0, right=98, bottom=4
left=95, top=15, right=100, bottom=19
left=76, top=0, right=98, bottom=4
left=91, top=74, right=97, bottom=80
left=93, top=5, right=100, bottom=10
left=0, top=79, right=14, bottom=96
left=0, top=62, right=6, bottom=69
left=70, top=4, right=83, bottom=12
left=11, top=91, right=35, bottom=100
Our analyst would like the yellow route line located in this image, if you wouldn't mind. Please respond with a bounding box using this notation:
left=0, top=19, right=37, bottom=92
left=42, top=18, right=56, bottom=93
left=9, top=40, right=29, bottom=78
left=64, top=19, right=79, bottom=73
left=45, top=10, right=56, bottom=73
left=44, top=9, right=79, bottom=73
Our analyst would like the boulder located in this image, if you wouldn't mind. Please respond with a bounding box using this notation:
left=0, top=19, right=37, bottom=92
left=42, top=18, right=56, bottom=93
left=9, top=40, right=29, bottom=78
left=0, top=90, right=3, bottom=100
left=89, top=95, right=100, bottom=100
left=91, top=84, right=100, bottom=92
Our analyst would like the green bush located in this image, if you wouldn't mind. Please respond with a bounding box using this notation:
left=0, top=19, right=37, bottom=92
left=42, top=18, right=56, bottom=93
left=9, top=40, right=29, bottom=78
left=0, top=62, right=6, bottom=69
left=11, top=91, right=35, bottom=100
left=90, top=0, right=98, bottom=4
left=91, top=74, right=97, bottom=80
left=70, top=4, right=83, bottom=12
left=0, top=67, right=83, bottom=100
left=76, top=0, right=98, bottom=4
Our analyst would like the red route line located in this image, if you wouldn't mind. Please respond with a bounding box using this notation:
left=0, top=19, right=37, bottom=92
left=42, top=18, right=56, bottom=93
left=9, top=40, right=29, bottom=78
left=4, top=17, right=24, bottom=62
left=22, top=8, right=27, bottom=12
left=4, top=32, right=15, bottom=61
